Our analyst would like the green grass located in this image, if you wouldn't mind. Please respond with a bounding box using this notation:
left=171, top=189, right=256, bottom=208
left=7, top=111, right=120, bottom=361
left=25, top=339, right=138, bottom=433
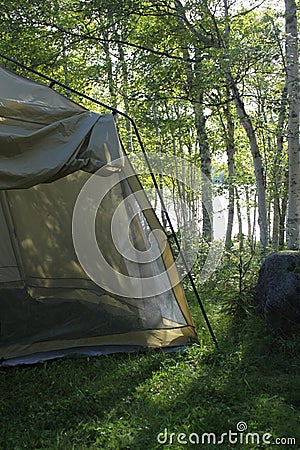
left=0, top=295, right=299, bottom=449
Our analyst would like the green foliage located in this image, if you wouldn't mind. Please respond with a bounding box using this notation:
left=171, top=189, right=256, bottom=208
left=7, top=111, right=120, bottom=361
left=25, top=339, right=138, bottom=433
left=204, top=242, right=261, bottom=318
left=0, top=0, right=289, bottom=213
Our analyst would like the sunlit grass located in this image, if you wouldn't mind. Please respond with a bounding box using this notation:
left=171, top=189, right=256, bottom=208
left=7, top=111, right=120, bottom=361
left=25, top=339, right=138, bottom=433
left=0, top=284, right=299, bottom=449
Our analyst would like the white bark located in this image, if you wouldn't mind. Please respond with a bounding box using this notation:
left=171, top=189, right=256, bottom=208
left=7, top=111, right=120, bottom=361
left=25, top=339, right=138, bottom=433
left=223, top=86, right=235, bottom=248
left=285, top=0, right=300, bottom=249
left=227, top=71, right=268, bottom=251
left=194, top=100, right=213, bottom=242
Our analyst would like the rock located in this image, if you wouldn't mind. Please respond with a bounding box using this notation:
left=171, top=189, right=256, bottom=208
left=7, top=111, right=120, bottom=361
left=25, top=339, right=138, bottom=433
left=253, top=251, right=300, bottom=332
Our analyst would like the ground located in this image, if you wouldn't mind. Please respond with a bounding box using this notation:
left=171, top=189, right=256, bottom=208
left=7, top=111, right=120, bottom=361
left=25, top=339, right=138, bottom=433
left=0, top=295, right=299, bottom=450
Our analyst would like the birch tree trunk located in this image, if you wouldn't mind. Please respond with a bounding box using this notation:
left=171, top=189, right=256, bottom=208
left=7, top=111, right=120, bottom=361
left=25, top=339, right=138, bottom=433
left=285, top=0, right=300, bottom=249
left=175, top=0, right=267, bottom=248
left=153, top=98, right=167, bottom=228
left=102, top=31, right=117, bottom=107
left=174, top=1, right=213, bottom=242
left=279, top=184, right=289, bottom=248
left=272, top=200, right=280, bottom=248
left=117, top=37, right=132, bottom=152
left=223, top=0, right=235, bottom=249
left=226, top=71, right=268, bottom=251
left=272, top=84, right=288, bottom=248
left=194, top=98, right=213, bottom=242
left=223, top=86, right=235, bottom=248
left=235, top=186, right=244, bottom=249
left=245, top=186, right=252, bottom=242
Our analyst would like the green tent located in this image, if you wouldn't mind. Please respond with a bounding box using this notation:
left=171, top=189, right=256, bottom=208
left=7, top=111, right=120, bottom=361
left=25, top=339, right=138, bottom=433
left=0, top=65, right=197, bottom=366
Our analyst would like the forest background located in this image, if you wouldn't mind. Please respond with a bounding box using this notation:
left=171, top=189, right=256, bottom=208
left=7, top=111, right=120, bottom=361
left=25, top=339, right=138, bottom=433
left=1, top=0, right=299, bottom=252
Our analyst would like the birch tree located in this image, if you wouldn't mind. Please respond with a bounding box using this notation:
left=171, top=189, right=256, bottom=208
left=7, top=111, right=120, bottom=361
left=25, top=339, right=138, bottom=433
left=173, top=0, right=268, bottom=250
left=285, top=0, right=300, bottom=249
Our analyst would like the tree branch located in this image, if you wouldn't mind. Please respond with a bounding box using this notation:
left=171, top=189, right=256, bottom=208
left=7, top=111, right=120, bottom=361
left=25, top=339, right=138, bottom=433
left=232, top=0, right=268, bottom=19
left=174, top=0, right=220, bottom=48
left=41, top=21, right=202, bottom=63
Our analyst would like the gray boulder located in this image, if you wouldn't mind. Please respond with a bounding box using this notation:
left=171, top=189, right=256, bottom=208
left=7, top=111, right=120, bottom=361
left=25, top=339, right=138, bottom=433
left=254, top=252, right=300, bottom=332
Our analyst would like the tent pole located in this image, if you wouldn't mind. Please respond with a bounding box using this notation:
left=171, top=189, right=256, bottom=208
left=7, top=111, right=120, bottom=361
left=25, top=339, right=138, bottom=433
left=0, top=53, right=218, bottom=348
left=0, top=53, right=124, bottom=114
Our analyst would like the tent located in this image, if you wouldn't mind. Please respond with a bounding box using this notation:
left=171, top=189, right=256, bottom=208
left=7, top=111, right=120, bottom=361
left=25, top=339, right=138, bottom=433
left=0, top=64, right=198, bottom=366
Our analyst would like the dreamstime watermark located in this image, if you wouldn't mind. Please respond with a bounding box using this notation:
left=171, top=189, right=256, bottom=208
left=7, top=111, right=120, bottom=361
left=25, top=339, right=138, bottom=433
left=72, top=152, right=227, bottom=299
left=157, top=422, right=297, bottom=446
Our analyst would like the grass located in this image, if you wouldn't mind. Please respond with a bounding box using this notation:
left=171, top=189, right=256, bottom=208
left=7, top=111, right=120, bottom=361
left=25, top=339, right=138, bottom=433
left=0, top=283, right=299, bottom=449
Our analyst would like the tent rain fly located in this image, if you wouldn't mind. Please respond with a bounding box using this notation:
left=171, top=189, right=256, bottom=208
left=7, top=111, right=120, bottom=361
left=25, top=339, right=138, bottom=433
left=0, top=63, right=199, bottom=366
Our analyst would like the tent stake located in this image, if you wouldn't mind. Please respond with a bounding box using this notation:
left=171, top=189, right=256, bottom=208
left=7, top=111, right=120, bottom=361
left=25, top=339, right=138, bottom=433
left=0, top=53, right=218, bottom=348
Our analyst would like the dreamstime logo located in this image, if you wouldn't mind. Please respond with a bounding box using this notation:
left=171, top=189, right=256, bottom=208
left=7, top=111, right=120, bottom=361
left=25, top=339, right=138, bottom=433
left=236, top=421, right=248, bottom=432
left=72, top=152, right=226, bottom=298
left=157, top=422, right=296, bottom=446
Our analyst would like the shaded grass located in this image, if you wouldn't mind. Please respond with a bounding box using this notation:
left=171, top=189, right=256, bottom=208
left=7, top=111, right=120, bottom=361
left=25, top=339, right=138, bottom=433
left=0, top=296, right=299, bottom=449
